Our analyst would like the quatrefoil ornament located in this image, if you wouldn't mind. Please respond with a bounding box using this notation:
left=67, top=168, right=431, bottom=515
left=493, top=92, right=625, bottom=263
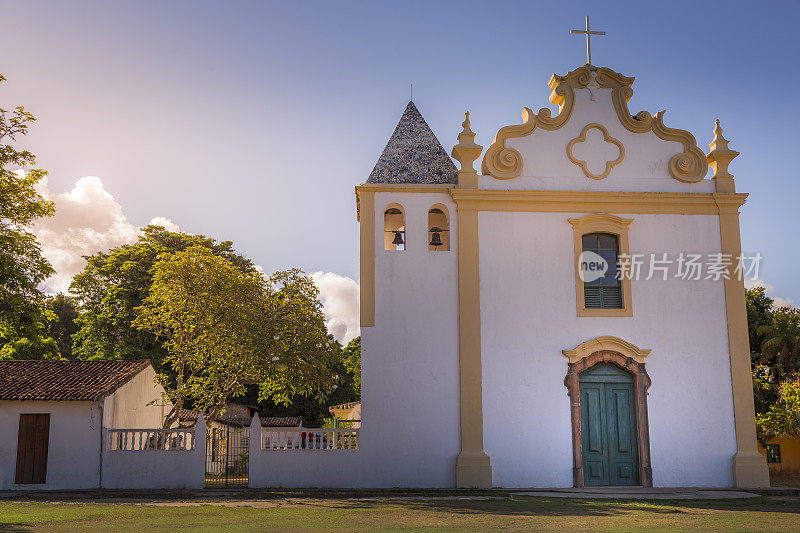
left=566, top=123, right=625, bottom=179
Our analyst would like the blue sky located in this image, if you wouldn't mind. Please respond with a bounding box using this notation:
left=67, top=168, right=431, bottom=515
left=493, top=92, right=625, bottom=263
left=1, top=0, right=798, bottom=305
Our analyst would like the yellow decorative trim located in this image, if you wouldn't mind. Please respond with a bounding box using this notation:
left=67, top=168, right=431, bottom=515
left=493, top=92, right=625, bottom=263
left=707, top=119, right=739, bottom=193
left=455, top=206, right=492, bottom=488
left=563, top=336, right=651, bottom=364
left=609, top=89, right=708, bottom=183
left=357, top=184, right=454, bottom=194
left=358, top=190, right=375, bottom=327
left=450, top=189, right=747, bottom=215
left=717, top=209, right=770, bottom=487
left=452, top=111, right=483, bottom=189
left=481, top=65, right=708, bottom=182
left=568, top=213, right=633, bottom=317
left=451, top=112, right=483, bottom=181
left=566, top=123, right=625, bottom=179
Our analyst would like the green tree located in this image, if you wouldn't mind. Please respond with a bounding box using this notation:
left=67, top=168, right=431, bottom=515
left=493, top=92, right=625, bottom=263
left=753, top=364, right=780, bottom=420
left=756, top=379, right=800, bottom=446
left=70, top=225, right=256, bottom=370
left=0, top=335, right=58, bottom=360
left=747, top=287, right=779, bottom=416
left=255, top=336, right=361, bottom=427
left=758, top=307, right=800, bottom=379
left=746, top=287, right=774, bottom=365
left=342, top=336, right=361, bottom=397
left=0, top=74, right=56, bottom=351
left=134, top=246, right=335, bottom=427
left=45, top=293, right=80, bottom=359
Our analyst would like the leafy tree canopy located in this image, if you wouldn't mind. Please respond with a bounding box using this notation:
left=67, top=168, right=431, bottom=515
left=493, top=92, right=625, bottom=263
left=0, top=73, right=56, bottom=349
left=756, top=379, right=800, bottom=446
left=747, top=287, right=775, bottom=364
left=45, top=293, right=79, bottom=359
left=342, top=336, right=361, bottom=397
left=70, top=225, right=256, bottom=370
left=758, top=307, right=800, bottom=379
left=255, top=335, right=361, bottom=427
left=134, top=246, right=337, bottom=427
left=747, top=288, right=800, bottom=443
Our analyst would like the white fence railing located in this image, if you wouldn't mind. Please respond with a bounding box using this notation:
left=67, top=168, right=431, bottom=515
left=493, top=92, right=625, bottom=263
left=106, top=428, right=197, bottom=451
left=261, top=429, right=359, bottom=451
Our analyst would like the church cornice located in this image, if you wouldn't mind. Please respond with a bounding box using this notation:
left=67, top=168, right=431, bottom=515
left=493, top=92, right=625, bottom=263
left=481, top=65, right=708, bottom=183
left=449, top=189, right=747, bottom=215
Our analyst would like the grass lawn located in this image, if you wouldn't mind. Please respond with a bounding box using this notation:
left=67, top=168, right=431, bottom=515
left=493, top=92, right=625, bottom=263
left=0, top=496, right=798, bottom=532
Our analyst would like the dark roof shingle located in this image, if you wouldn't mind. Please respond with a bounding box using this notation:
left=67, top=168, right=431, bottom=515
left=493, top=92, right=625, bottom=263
left=367, top=101, right=458, bottom=185
left=177, top=409, right=302, bottom=428
left=0, top=360, right=151, bottom=402
left=261, top=416, right=302, bottom=428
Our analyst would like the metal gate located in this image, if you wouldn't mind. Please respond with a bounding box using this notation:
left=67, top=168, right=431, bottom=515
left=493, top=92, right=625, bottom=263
left=205, top=424, right=248, bottom=487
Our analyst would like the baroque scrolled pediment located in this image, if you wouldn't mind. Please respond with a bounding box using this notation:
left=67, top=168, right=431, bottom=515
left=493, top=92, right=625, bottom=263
left=481, top=65, right=708, bottom=183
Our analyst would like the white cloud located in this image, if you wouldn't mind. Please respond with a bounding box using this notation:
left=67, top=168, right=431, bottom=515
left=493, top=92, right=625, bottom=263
left=311, top=271, right=360, bottom=344
left=31, top=175, right=361, bottom=344
left=33, top=175, right=178, bottom=294
left=745, top=278, right=795, bottom=309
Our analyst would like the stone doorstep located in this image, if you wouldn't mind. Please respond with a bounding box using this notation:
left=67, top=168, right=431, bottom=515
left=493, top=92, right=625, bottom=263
left=511, top=487, right=761, bottom=500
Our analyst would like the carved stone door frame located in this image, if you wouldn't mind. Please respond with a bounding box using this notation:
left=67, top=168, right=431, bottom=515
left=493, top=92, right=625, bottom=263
left=564, top=348, right=653, bottom=487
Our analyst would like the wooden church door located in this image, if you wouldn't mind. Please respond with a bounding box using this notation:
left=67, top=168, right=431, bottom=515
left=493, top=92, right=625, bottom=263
left=579, top=363, right=639, bottom=486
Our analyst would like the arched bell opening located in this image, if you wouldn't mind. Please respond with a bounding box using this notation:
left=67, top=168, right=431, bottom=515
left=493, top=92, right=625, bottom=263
left=384, top=204, right=405, bottom=251
left=427, top=204, right=450, bottom=251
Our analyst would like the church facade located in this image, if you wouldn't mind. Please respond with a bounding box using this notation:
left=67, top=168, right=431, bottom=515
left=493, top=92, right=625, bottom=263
left=356, top=64, right=770, bottom=488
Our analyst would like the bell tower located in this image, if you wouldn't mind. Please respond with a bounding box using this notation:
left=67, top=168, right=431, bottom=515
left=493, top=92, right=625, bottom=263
left=356, top=100, right=465, bottom=487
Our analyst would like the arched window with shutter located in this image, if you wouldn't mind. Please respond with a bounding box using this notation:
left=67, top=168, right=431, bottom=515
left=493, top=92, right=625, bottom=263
left=568, top=214, right=633, bottom=317
left=581, top=233, right=622, bottom=309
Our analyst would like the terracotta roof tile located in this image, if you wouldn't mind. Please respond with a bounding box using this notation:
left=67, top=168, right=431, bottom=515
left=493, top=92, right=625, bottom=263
left=179, top=409, right=302, bottom=428
left=0, top=360, right=151, bottom=402
left=261, top=416, right=302, bottom=428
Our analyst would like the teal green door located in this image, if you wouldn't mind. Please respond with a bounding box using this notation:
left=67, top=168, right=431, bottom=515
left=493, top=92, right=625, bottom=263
left=579, top=363, right=639, bottom=486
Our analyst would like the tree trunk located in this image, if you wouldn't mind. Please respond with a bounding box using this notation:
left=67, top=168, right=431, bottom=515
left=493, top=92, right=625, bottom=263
left=162, top=361, right=186, bottom=428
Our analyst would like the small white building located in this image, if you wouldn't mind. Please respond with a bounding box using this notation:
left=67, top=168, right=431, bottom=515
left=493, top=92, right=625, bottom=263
left=330, top=401, right=361, bottom=428
left=0, top=360, right=168, bottom=490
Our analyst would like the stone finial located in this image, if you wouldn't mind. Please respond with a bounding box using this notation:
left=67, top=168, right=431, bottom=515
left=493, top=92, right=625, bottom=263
left=451, top=111, right=483, bottom=188
left=706, top=119, right=739, bottom=192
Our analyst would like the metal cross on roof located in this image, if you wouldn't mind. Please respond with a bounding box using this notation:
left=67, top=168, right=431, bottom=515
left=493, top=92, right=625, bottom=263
left=570, top=16, right=605, bottom=65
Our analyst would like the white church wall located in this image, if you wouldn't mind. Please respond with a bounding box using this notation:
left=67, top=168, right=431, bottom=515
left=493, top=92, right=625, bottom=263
left=103, top=364, right=167, bottom=429
left=478, top=86, right=713, bottom=193
left=0, top=401, right=102, bottom=490
left=358, top=191, right=462, bottom=487
left=478, top=211, right=737, bottom=488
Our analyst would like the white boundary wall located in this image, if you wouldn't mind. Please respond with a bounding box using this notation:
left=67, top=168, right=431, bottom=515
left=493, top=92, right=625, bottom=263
left=100, top=419, right=205, bottom=489
left=248, top=416, right=369, bottom=488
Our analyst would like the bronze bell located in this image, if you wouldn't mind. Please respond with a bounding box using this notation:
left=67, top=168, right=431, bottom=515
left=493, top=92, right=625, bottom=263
left=429, top=227, right=444, bottom=247
left=392, top=231, right=404, bottom=246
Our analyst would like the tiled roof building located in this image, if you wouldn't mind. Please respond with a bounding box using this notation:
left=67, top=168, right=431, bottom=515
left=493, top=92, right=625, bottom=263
left=0, top=360, right=151, bottom=402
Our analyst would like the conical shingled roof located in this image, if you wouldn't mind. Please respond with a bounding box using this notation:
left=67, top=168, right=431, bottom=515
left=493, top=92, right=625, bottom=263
left=367, top=101, right=458, bottom=184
